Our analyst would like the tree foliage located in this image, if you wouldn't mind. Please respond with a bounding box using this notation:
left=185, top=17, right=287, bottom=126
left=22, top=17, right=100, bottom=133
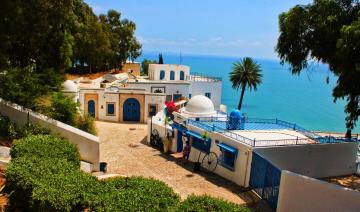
left=276, top=0, right=360, bottom=130
left=159, top=53, right=164, bottom=64
left=50, top=92, right=78, bottom=125
left=141, top=59, right=158, bottom=75
left=0, top=0, right=141, bottom=107
left=229, top=57, right=262, bottom=110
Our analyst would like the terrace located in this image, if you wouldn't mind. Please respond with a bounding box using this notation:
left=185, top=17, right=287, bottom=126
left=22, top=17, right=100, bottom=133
left=187, top=117, right=359, bottom=147
left=188, top=72, right=222, bottom=82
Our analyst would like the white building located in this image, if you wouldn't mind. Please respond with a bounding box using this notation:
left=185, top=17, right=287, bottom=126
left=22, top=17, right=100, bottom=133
left=149, top=95, right=360, bottom=211
left=64, top=63, right=222, bottom=123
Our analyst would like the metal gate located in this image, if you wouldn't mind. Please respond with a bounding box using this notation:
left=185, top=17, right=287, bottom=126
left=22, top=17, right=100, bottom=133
left=249, top=152, right=281, bottom=210
left=123, top=98, right=140, bottom=122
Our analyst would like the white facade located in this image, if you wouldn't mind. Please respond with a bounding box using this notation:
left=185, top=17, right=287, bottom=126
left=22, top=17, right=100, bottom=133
left=148, top=64, right=190, bottom=81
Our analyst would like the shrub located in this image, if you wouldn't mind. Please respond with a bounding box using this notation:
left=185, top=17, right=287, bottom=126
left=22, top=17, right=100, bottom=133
left=98, top=177, right=180, bottom=211
left=74, top=114, right=97, bottom=135
left=0, top=114, right=50, bottom=140
left=10, top=135, right=80, bottom=168
left=50, top=92, right=78, bottom=125
left=177, top=195, right=250, bottom=212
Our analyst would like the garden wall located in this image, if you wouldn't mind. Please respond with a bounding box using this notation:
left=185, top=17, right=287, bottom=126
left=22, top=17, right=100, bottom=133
left=277, top=171, right=360, bottom=212
left=254, top=142, right=357, bottom=178
left=0, top=98, right=100, bottom=171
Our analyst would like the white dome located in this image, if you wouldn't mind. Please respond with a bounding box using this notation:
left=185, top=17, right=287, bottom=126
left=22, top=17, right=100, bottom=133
left=62, top=80, right=78, bottom=92
left=184, top=95, right=216, bottom=116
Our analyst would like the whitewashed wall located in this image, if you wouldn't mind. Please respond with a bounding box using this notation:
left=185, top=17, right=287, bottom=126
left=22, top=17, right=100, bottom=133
left=98, top=92, right=119, bottom=122
left=254, top=142, right=358, bottom=178
left=149, top=64, right=190, bottom=81
left=277, top=170, right=360, bottom=212
left=0, top=98, right=100, bottom=171
left=126, top=82, right=190, bottom=100
left=190, top=81, right=222, bottom=109
left=186, top=124, right=253, bottom=187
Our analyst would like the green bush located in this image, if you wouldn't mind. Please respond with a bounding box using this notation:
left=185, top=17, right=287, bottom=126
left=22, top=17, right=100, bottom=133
left=74, top=114, right=97, bottom=135
left=50, top=92, right=78, bottom=125
left=0, top=114, right=50, bottom=140
left=10, top=134, right=80, bottom=168
left=177, top=195, right=250, bottom=212
left=98, top=177, right=180, bottom=211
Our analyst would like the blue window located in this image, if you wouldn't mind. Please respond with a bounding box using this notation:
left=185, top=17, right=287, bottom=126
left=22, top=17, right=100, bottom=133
left=205, top=92, right=211, bottom=99
left=107, top=103, right=115, bottom=116
left=180, top=71, right=185, bottom=80
left=170, top=71, right=175, bottom=80
left=160, top=70, right=165, bottom=80
left=189, top=94, right=192, bottom=98
left=217, top=142, right=238, bottom=171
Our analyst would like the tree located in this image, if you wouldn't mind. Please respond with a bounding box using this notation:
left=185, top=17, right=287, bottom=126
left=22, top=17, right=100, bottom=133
left=141, top=59, right=157, bottom=75
left=276, top=0, right=360, bottom=131
left=229, top=57, right=262, bottom=110
left=159, top=53, right=164, bottom=64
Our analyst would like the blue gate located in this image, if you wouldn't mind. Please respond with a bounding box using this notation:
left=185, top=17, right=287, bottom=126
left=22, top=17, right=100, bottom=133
left=177, top=130, right=184, bottom=152
left=88, top=100, right=95, bottom=117
left=123, top=98, right=140, bottom=122
left=249, top=152, right=281, bottom=210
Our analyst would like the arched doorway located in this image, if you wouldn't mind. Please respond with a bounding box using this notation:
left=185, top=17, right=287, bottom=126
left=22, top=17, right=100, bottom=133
left=123, top=98, right=140, bottom=122
left=88, top=100, right=95, bottom=117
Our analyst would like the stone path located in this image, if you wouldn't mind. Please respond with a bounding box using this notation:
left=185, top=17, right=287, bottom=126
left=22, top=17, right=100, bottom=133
left=96, top=121, right=259, bottom=205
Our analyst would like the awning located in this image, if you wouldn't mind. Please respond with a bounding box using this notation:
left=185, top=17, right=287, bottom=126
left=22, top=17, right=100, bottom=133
left=217, top=143, right=238, bottom=154
left=186, top=131, right=203, bottom=140
left=170, top=123, right=186, bottom=131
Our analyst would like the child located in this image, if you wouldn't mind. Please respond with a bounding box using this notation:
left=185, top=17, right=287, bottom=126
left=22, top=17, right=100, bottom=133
left=183, top=140, right=191, bottom=163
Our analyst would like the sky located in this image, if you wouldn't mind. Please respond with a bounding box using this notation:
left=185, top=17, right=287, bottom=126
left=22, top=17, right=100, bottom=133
left=85, top=0, right=312, bottom=59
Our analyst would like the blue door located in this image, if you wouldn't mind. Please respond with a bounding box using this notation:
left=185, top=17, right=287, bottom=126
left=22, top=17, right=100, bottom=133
left=177, top=130, right=183, bottom=152
left=123, top=98, right=140, bottom=122
left=88, top=100, right=95, bottom=117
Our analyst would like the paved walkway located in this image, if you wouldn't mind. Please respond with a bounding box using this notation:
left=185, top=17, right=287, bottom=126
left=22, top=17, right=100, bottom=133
left=96, top=121, right=258, bottom=205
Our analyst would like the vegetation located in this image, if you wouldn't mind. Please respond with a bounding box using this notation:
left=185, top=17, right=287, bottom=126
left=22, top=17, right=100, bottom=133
left=177, top=195, right=250, bottom=212
left=276, top=0, right=360, bottom=132
left=0, top=114, right=50, bottom=141
left=159, top=53, right=164, bottom=64
left=0, top=0, right=141, bottom=109
left=74, top=114, right=97, bottom=135
left=49, top=92, right=78, bottom=125
left=5, top=134, right=248, bottom=211
left=229, top=57, right=263, bottom=110
left=141, top=59, right=158, bottom=75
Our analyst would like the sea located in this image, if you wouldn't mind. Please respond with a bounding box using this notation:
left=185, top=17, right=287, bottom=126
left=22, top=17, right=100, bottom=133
left=139, top=52, right=360, bottom=133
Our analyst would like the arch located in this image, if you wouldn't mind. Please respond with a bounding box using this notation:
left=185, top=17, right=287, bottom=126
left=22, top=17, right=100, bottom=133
left=180, top=71, right=185, bottom=80
left=170, top=70, right=175, bottom=80
left=123, top=98, right=140, bottom=122
left=87, top=100, right=96, bottom=118
left=160, top=70, right=165, bottom=80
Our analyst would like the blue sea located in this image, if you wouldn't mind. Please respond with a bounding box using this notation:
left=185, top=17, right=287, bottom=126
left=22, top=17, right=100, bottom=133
left=139, top=52, right=360, bottom=133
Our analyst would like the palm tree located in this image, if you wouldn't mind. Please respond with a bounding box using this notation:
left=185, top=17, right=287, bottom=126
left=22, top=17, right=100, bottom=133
left=229, top=57, right=262, bottom=110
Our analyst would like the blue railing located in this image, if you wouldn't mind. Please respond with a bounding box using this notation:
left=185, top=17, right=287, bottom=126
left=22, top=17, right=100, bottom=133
left=186, top=117, right=358, bottom=147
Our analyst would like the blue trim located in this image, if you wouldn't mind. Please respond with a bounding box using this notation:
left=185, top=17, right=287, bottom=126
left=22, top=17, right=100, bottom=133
left=186, top=131, right=203, bottom=140
left=217, top=143, right=238, bottom=154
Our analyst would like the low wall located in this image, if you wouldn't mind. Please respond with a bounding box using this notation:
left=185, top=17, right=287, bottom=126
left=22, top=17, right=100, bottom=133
left=0, top=98, right=100, bottom=171
left=254, top=142, right=357, bottom=178
left=277, top=171, right=360, bottom=212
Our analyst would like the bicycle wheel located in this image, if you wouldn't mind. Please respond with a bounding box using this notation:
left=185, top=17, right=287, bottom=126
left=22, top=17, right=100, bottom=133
left=201, top=152, right=218, bottom=172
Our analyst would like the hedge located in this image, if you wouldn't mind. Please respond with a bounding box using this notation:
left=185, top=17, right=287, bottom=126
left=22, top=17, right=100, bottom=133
left=6, top=134, right=249, bottom=211
left=177, top=195, right=250, bottom=212
left=10, top=134, right=80, bottom=168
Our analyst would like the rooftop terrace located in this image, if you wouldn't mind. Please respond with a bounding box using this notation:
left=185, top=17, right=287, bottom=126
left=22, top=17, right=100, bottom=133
left=187, top=117, right=358, bottom=147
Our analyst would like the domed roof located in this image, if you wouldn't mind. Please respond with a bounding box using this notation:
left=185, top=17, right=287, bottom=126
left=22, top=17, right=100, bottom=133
left=184, top=95, right=216, bottom=116
left=62, top=80, right=78, bottom=92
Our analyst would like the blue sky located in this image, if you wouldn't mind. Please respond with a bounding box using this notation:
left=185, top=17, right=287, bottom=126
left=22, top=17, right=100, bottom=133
left=85, top=0, right=312, bottom=59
